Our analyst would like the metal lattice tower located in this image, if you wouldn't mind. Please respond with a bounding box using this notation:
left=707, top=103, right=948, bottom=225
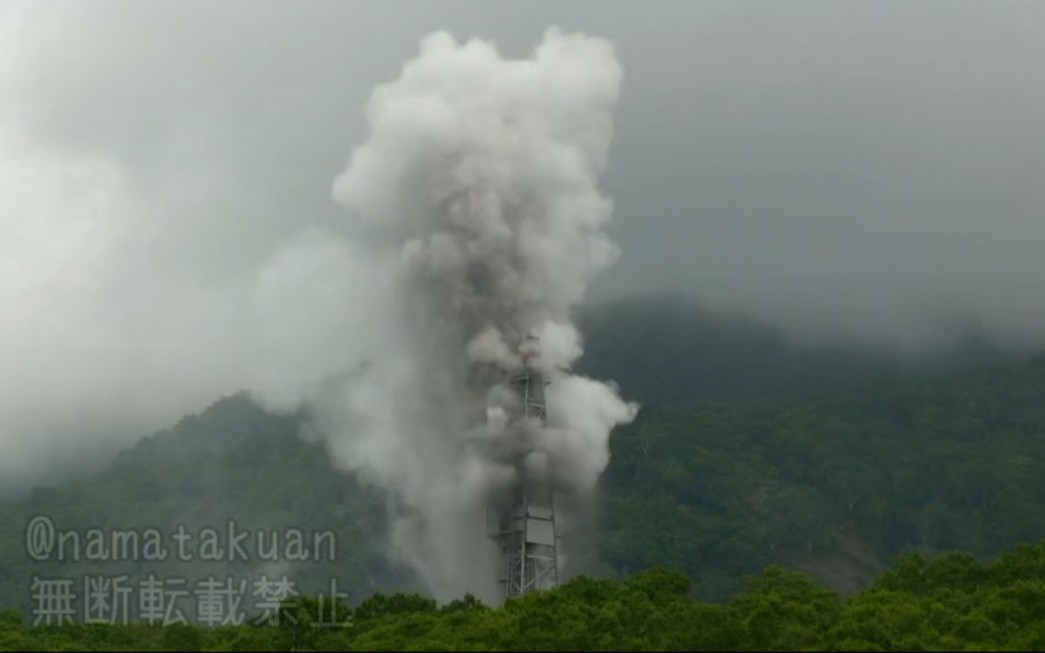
left=487, top=339, right=559, bottom=599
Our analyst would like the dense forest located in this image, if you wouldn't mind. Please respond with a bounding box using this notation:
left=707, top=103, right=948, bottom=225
left=6, top=541, right=1045, bottom=650
left=2, top=297, right=1044, bottom=648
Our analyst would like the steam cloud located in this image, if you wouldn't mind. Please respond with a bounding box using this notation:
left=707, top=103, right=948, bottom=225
left=288, top=28, right=637, bottom=601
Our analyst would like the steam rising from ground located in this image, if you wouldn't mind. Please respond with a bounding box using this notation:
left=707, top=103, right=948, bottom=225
left=294, top=28, right=637, bottom=601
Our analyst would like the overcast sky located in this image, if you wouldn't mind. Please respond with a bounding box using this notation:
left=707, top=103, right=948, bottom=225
left=7, top=1, right=1045, bottom=341
left=2, top=1, right=1045, bottom=486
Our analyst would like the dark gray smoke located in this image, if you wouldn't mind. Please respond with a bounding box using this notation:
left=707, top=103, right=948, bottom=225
left=6, top=0, right=1045, bottom=537
left=287, top=28, right=637, bottom=601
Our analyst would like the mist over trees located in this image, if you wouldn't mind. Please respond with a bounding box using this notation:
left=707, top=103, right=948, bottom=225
left=4, top=298, right=1045, bottom=623
left=5, top=3, right=1045, bottom=650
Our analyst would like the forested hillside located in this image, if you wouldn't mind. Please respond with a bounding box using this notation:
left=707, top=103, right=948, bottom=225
left=602, top=352, right=1045, bottom=599
left=1, top=299, right=1043, bottom=627
left=7, top=541, right=1045, bottom=650
left=577, top=296, right=1020, bottom=403
left=0, top=395, right=414, bottom=619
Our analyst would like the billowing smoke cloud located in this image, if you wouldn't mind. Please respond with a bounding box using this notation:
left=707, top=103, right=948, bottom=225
left=1, top=8, right=638, bottom=594
left=286, top=28, right=637, bottom=601
left=8, top=0, right=1045, bottom=541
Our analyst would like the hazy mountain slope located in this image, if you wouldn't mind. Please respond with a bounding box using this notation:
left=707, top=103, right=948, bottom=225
left=0, top=299, right=1040, bottom=614
left=0, top=394, right=415, bottom=618
left=601, top=354, right=1045, bottom=599
left=577, top=295, right=1021, bottom=404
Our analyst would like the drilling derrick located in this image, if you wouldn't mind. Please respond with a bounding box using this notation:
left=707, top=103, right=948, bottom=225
left=487, top=338, right=559, bottom=599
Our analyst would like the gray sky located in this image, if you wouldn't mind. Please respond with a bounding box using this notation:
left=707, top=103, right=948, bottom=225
left=2, top=0, right=1045, bottom=486
left=8, top=1, right=1045, bottom=343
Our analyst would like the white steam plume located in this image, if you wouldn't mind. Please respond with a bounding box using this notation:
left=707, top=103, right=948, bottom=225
left=292, top=28, right=637, bottom=601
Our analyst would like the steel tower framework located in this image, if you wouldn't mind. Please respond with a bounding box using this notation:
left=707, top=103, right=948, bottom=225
left=487, top=353, right=559, bottom=599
